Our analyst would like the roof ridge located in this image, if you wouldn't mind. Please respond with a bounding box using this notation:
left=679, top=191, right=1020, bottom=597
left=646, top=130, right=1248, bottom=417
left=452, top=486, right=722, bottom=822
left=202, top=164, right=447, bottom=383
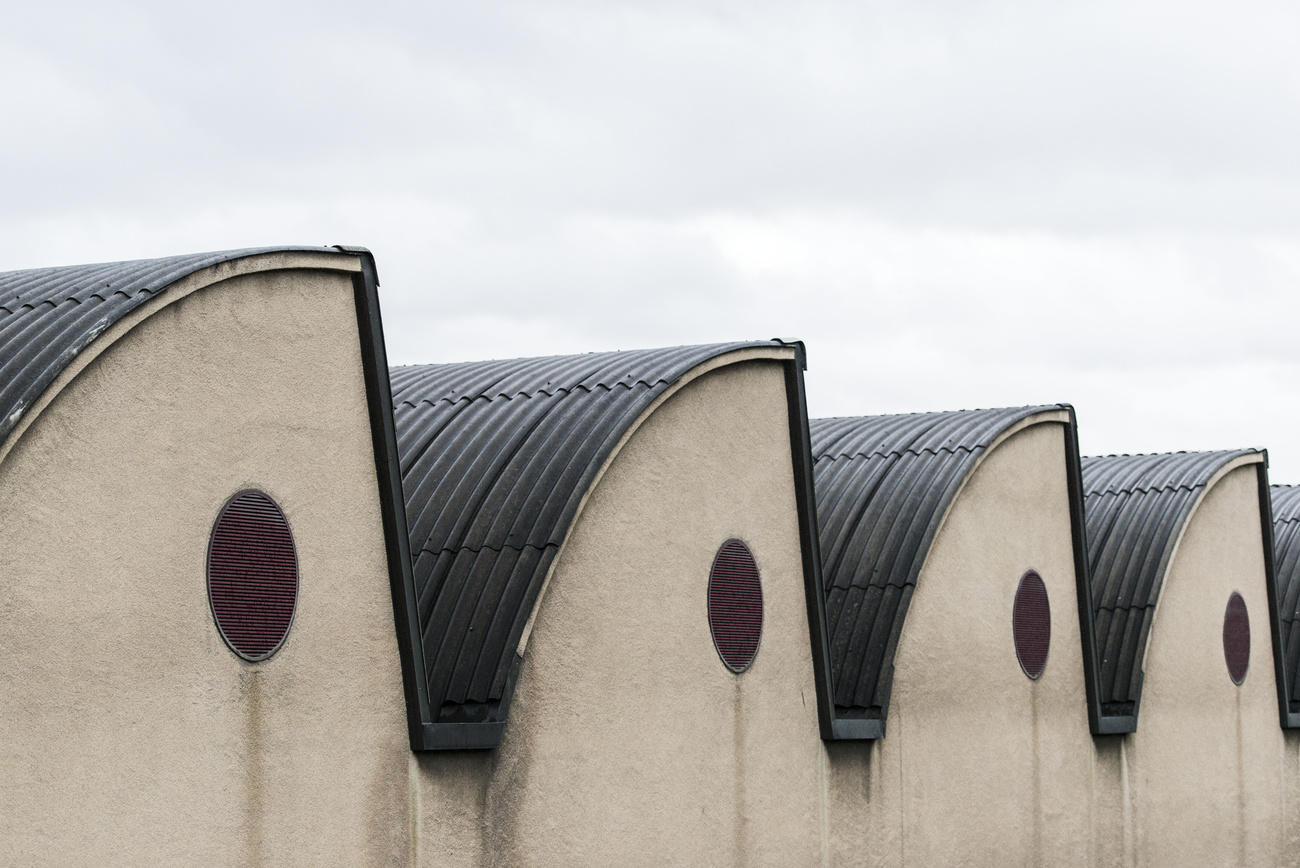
left=1086, top=448, right=1260, bottom=460
left=1085, top=481, right=1206, bottom=498
left=814, top=443, right=980, bottom=464
left=388, top=340, right=773, bottom=373
left=813, top=403, right=1059, bottom=423
left=417, top=541, right=560, bottom=559
left=399, top=376, right=669, bottom=410
left=1093, top=601, right=1159, bottom=614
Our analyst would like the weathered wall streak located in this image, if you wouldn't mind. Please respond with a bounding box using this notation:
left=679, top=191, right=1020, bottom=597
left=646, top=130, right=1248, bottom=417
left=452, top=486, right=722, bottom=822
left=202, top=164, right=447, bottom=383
left=826, top=421, right=1093, bottom=865
left=413, top=360, right=825, bottom=866
left=0, top=268, right=410, bottom=865
left=6, top=271, right=1299, bottom=866
left=1117, top=465, right=1285, bottom=867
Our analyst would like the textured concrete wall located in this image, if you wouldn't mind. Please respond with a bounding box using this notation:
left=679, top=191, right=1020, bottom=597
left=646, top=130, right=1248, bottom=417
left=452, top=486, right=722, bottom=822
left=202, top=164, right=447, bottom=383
left=413, top=359, right=828, bottom=866
left=1094, top=463, right=1287, bottom=866
left=8, top=281, right=1294, bottom=868
left=1287, top=731, right=1300, bottom=861
left=0, top=267, right=410, bottom=865
left=825, top=421, right=1096, bottom=866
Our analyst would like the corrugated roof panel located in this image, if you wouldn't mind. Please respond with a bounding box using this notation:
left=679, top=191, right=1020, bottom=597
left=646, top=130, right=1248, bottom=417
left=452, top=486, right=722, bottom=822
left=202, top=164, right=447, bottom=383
left=1082, top=449, right=1258, bottom=713
left=390, top=341, right=787, bottom=726
left=0, top=246, right=341, bottom=451
left=810, top=405, right=1069, bottom=718
left=1270, top=485, right=1300, bottom=711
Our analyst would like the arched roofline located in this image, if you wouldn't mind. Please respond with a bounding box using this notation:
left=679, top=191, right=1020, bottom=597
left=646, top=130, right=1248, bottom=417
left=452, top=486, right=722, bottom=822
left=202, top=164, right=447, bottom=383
left=515, top=345, right=796, bottom=652
left=394, top=342, right=842, bottom=750
left=1082, top=449, right=1287, bottom=733
left=1135, top=453, right=1292, bottom=730
left=1149, top=453, right=1265, bottom=606
left=0, top=248, right=365, bottom=467
left=870, top=410, right=1076, bottom=732
left=922, top=408, right=1071, bottom=570
left=811, top=404, right=1099, bottom=739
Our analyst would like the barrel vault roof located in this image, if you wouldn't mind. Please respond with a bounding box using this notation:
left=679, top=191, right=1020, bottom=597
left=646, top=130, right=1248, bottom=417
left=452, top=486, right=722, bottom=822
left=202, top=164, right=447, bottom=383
left=809, top=404, right=1073, bottom=732
left=1082, top=449, right=1266, bottom=721
left=389, top=341, right=826, bottom=747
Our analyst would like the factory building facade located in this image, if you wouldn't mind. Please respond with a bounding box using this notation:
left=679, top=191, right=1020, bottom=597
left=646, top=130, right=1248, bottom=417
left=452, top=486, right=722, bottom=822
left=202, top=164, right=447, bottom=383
left=1, top=247, right=1297, bottom=866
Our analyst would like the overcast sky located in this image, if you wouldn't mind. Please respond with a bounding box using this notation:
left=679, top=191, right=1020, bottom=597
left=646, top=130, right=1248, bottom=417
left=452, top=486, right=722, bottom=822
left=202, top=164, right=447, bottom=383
left=4, top=2, right=1300, bottom=477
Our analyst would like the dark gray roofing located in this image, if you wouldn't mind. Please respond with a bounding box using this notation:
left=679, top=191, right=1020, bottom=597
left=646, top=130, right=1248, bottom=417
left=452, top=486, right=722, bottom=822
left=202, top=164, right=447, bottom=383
left=1270, top=485, right=1300, bottom=717
left=0, top=246, right=341, bottom=451
left=1082, top=449, right=1259, bottom=717
left=809, top=405, right=1069, bottom=722
left=389, top=341, right=789, bottom=740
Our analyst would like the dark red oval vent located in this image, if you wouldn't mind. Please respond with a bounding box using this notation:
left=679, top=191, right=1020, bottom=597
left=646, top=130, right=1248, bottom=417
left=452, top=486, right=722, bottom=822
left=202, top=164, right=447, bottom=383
left=207, top=489, right=298, bottom=661
left=1223, top=591, right=1250, bottom=685
left=707, top=539, right=763, bottom=673
left=1013, top=570, right=1050, bottom=679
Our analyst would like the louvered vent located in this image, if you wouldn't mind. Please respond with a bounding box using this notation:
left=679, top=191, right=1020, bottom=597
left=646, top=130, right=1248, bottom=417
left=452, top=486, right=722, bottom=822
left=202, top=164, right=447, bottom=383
left=1013, top=570, right=1050, bottom=679
left=1223, top=592, right=1250, bottom=685
left=707, top=539, right=763, bottom=673
left=207, top=489, right=298, bottom=661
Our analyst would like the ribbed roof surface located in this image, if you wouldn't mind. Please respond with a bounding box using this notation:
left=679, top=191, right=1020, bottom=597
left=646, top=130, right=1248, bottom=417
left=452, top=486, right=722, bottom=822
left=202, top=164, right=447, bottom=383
left=390, top=341, right=783, bottom=724
left=1271, top=485, right=1300, bottom=714
left=810, top=405, right=1068, bottom=715
left=1083, top=449, right=1257, bottom=716
left=0, top=246, right=336, bottom=450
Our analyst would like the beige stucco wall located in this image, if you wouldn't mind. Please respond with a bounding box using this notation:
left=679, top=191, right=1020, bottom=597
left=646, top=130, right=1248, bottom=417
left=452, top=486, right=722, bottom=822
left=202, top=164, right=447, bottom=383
left=414, top=359, right=829, bottom=866
left=825, top=420, right=1096, bottom=866
left=1095, top=462, right=1287, bottom=867
left=1287, top=730, right=1300, bottom=860
left=0, top=266, right=411, bottom=865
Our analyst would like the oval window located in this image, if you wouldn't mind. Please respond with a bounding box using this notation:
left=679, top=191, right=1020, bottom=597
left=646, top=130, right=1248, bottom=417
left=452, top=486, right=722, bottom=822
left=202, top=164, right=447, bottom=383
left=207, top=489, right=299, bottom=661
left=707, top=539, right=763, bottom=673
left=1223, top=592, right=1250, bottom=685
left=1013, top=570, right=1050, bottom=679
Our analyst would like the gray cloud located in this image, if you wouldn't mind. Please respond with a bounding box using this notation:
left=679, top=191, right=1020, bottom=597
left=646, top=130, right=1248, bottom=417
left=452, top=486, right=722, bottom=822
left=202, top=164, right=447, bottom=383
left=4, top=0, right=1300, bottom=477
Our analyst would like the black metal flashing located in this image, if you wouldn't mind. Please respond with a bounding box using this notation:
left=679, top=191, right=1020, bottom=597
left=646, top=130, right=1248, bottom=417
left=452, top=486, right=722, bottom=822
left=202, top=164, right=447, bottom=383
left=342, top=247, right=440, bottom=750
left=390, top=340, right=840, bottom=749
left=1060, top=413, right=1115, bottom=736
left=809, top=405, right=1100, bottom=737
left=1081, top=449, right=1278, bottom=729
left=1267, top=485, right=1300, bottom=727
left=0, top=246, right=343, bottom=454
left=779, top=342, right=845, bottom=741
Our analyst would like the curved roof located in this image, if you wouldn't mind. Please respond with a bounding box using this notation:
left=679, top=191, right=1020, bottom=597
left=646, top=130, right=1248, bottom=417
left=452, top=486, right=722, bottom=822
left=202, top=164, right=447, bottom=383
left=0, top=246, right=347, bottom=453
left=1270, top=485, right=1300, bottom=719
left=390, top=341, right=800, bottom=746
left=1082, top=449, right=1260, bottom=718
left=809, top=405, right=1070, bottom=725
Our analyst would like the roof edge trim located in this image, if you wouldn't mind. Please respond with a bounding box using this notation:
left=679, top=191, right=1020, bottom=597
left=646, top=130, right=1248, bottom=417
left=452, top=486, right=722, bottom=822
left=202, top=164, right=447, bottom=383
left=1057, top=407, right=1116, bottom=736
left=343, top=248, right=438, bottom=751
left=1258, top=465, right=1299, bottom=729
left=781, top=341, right=842, bottom=741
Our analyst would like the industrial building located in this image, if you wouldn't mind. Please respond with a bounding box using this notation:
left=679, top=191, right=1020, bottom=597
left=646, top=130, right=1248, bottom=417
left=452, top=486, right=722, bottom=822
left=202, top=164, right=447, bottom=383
left=2, top=246, right=1298, bottom=865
